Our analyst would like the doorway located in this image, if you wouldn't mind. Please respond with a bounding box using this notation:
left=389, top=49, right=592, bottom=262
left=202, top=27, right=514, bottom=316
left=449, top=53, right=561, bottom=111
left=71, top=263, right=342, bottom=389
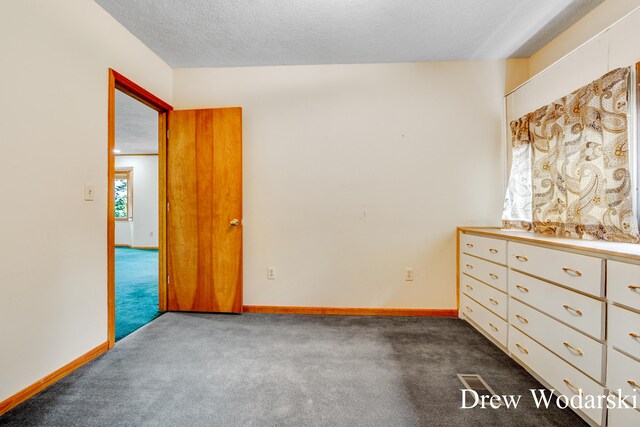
left=108, top=69, right=172, bottom=348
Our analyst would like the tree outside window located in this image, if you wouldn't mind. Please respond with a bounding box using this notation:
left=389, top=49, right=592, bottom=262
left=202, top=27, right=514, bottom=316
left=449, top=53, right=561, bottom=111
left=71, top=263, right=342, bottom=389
left=114, top=169, right=133, bottom=220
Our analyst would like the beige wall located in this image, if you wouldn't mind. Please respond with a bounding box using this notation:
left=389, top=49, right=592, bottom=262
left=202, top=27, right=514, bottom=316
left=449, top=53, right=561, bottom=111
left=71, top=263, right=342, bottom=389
left=173, top=61, right=506, bottom=309
left=0, top=0, right=172, bottom=402
left=528, top=0, right=640, bottom=78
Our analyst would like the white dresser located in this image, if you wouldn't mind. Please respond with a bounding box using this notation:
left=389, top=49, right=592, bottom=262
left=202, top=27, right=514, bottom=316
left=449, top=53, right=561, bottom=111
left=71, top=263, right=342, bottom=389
left=458, top=227, right=640, bottom=427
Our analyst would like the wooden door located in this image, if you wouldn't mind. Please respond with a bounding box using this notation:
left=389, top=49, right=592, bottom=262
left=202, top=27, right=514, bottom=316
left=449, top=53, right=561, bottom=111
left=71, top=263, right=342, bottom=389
left=167, top=108, right=242, bottom=312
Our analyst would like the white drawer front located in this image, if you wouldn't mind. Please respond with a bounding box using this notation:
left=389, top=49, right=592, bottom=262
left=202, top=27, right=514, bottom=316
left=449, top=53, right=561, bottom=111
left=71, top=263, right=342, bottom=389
left=509, top=298, right=605, bottom=382
left=508, top=242, right=604, bottom=297
left=608, top=261, right=640, bottom=312
left=509, top=327, right=605, bottom=425
left=461, top=274, right=507, bottom=319
left=460, top=233, right=507, bottom=265
left=609, top=304, right=640, bottom=360
left=607, top=348, right=640, bottom=406
left=461, top=294, right=507, bottom=347
left=608, top=404, right=640, bottom=427
left=509, top=270, right=605, bottom=340
left=460, top=253, right=507, bottom=292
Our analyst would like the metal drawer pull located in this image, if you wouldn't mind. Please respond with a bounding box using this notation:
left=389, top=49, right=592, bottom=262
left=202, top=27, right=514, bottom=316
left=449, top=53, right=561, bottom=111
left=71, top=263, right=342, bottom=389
left=628, top=380, right=640, bottom=389
left=489, top=273, right=499, bottom=280
left=562, top=267, right=582, bottom=277
left=515, top=285, right=529, bottom=293
left=466, top=264, right=474, bottom=269
left=489, top=248, right=498, bottom=254
left=489, top=298, right=499, bottom=305
left=629, top=333, right=640, bottom=340
left=488, top=323, right=499, bottom=332
left=563, top=305, right=583, bottom=316
left=466, top=243, right=474, bottom=248
left=515, top=314, right=528, bottom=324
left=465, top=284, right=474, bottom=291
left=563, top=379, right=581, bottom=394
left=515, top=343, right=529, bottom=354
left=563, top=342, right=584, bottom=356
left=466, top=306, right=473, bottom=313
left=629, top=285, right=640, bottom=291
left=515, top=255, right=528, bottom=262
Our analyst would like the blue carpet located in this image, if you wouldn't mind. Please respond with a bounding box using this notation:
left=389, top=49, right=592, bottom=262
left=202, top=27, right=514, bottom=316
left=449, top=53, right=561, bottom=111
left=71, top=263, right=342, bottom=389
left=115, top=247, right=161, bottom=341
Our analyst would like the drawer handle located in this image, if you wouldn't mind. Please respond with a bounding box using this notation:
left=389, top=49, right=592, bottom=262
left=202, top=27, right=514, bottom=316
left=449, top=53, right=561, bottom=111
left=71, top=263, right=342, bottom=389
left=466, top=306, right=473, bottom=313
left=515, top=255, right=528, bottom=262
left=563, top=379, right=581, bottom=394
left=488, top=323, right=499, bottom=332
left=563, top=342, right=584, bottom=356
left=489, top=298, right=499, bottom=305
left=628, top=380, right=640, bottom=389
left=562, top=267, right=582, bottom=277
left=629, top=285, right=640, bottom=292
left=515, top=314, right=529, bottom=324
left=489, top=273, right=499, bottom=280
left=629, top=333, right=640, bottom=340
left=563, top=305, right=583, bottom=316
left=489, top=248, right=498, bottom=254
left=466, top=264, right=474, bottom=270
left=466, top=243, right=474, bottom=248
left=465, top=284, right=474, bottom=291
left=515, top=343, right=529, bottom=354
left=515, top=285, right=529, bottom=293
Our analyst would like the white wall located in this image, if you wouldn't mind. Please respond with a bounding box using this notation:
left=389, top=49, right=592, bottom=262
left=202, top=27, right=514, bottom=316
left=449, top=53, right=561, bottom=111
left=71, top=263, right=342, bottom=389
left=0, top=0, right=172, bottom=403
left=115, top=156, right=159, bottom=248
left=173, top=61, right=506, bottom=309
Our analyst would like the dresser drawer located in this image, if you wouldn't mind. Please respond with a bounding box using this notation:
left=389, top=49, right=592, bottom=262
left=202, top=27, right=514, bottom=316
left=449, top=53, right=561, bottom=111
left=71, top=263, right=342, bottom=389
left=460, top=253, right=507, bottom=292
left=509, top=327, right=605, bottom=425
left=607, top=348, right=640, bottom=405
left=609, top=304, right=640, bottom=360
left=608, top=261, right=640, bottom=311
left=509, top=298, right=605, bottom=382
left=460, top=233, right=507, bottom=265
left=608, top=403, right=640, bottom=427
left=508, top=242, right=604, bottom=297
left=461, top=293, right=507, bottom=347
left=461, top=274, right=507, bottom=319
left=509, top=270, right=605, bottom=340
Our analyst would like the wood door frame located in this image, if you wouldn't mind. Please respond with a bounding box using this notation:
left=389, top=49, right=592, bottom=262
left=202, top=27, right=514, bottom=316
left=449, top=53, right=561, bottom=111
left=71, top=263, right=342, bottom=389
left=108, top=69, right=173, bottom=348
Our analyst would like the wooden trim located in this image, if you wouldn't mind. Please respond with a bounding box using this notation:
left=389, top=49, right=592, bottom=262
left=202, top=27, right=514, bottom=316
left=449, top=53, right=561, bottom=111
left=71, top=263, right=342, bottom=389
left=108, top=69, right=172, bottom=347
left=458, top=226, right=640, bottom=262
left=115, top=244, right=158, bottom=250
left=0, top=342, right=108, bottom=415
left=111, top=70, right=173, bottom=112
left=107, top=70, right=116, bottom=349
left=456, top=228, right=461, bottom=313
left=242, top=306, right=458, bottom=317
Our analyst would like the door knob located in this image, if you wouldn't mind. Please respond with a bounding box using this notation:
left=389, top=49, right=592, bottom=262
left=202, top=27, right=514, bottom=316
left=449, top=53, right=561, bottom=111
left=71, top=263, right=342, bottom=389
left=230, top=219, right=240, bottom=226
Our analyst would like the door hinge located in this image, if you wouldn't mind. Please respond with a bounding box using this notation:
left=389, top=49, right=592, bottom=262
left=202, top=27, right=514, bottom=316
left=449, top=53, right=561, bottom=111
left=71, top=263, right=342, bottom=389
left=167, top=202, right=170, bottom=212
left=166, top=130, right=170, bottom=139
left=167, top=275, right=170, bottom=284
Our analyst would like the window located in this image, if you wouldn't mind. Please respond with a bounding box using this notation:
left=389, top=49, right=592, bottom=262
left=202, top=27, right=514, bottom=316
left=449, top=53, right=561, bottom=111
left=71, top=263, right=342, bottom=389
left=114, top=169, right=133, bottom=220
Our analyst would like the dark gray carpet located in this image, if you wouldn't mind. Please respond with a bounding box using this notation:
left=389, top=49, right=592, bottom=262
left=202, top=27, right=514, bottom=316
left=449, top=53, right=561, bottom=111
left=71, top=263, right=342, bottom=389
left=1, top=313, right=587, bottom=426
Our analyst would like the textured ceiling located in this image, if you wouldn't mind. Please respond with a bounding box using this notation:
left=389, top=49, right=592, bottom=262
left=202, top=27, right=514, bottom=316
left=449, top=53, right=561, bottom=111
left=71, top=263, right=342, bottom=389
left=95, top=0, right=602, bottom=67
left=115, top=90, right=158, bottom=155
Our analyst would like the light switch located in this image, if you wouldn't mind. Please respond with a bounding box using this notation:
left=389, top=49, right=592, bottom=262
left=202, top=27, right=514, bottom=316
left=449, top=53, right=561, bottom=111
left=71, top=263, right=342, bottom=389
left=84, top=184, right=95, bottom=201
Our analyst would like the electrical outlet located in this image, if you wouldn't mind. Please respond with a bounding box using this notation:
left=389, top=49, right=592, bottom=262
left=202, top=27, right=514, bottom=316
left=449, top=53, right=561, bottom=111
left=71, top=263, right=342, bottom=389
left=267, top=267, right=276, bottom=280
left=404, top=268, right=414, bottom=281
left=150, top=231, right=154, bottom=237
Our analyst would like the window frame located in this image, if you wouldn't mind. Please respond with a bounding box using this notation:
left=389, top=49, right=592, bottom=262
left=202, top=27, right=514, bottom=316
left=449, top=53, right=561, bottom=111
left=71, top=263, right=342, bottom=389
left=114, top=168, right=133, bottom=221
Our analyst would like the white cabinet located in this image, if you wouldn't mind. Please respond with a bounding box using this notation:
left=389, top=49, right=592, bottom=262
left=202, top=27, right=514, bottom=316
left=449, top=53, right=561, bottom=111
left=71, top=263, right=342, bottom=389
left=458, top=229, right=640, bottom=426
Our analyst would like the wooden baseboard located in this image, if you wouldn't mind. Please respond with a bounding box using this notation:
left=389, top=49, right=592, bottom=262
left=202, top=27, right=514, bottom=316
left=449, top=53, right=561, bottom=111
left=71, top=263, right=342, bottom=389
left=114, top=244, right=158, bottom=250
left=0, top=342, right=108, bottom=415
left=242, top=305, right=458, bottom=317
